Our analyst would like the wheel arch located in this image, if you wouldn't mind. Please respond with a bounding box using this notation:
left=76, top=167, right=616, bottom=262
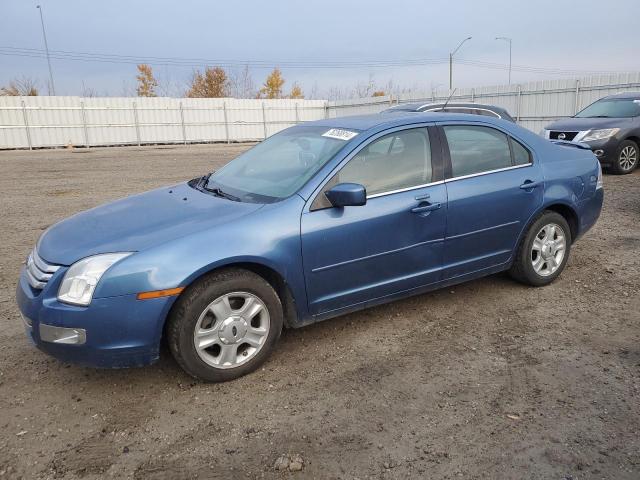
left=169, top=259, right=300, bottom=332
left=515, top=201, right=579, bottom=257
left=542, top=203, right=579, bottom=243
left=624, top=135, right=640, bottom=147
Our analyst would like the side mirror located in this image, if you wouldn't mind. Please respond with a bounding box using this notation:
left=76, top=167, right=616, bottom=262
left=325, top=183, right=367, bottom=208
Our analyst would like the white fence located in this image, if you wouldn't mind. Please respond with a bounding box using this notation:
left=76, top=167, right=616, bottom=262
left=1, top=72, right=640, bottom=149
left=328, top=72, right=640, bottom=133
left=0, top=97, right=327, bottom=149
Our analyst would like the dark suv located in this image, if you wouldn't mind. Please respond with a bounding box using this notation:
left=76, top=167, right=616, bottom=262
left=543, top=92, right=640, bottom=174
left=382, top=102, right=516, bottom=122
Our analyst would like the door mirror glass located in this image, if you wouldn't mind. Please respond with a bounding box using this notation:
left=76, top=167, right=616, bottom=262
left=325, top=183, right=367, bottom=208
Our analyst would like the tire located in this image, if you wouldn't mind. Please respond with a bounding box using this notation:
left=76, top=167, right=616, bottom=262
left=509, top=211, right=572, bottom=287
left=167, top=268, right=283, bottom=382
left=609, top=140, right=638, bottom=175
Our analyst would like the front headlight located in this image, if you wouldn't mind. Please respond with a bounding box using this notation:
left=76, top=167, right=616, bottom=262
left=582, top=128, right=620, bottom=142
left=57, top=253, right=132, bottom=306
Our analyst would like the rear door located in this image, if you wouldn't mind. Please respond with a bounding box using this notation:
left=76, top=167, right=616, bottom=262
left=300, top=125, right=447, bottom=316
left=439, top=123, right=543, bottom=279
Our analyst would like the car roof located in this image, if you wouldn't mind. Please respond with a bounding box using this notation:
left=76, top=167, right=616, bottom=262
left=602, top=91, right=640, bottom=100
left=304, top=111, right=507, bottom=131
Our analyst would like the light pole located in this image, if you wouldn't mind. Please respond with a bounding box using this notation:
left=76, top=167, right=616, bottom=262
left=449, top=36, right=471, bottom=90
left=36, top=4, right=56, bottom=95
left=495, top=37, right=512, bottom=85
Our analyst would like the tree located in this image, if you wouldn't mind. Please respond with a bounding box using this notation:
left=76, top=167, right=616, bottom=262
left=136, top=64, right=158, bottom=97
left=289, top=83, right=304, bottom=99
left=229, top=65, right=255, bottom=98
left=259, top=68, right=285, bottom=99
left=372, top=91, right=386, bottom=97
left=0, top=76, right=39, bottom=96
left=186, top=67, right=229, bottom=98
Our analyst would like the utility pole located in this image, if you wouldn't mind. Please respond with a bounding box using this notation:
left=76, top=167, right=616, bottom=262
left=36, top=5, right=56, bottom=95
left=495, top=37, right=512, bottom=85
left=449, top=37, right=472, bottom=90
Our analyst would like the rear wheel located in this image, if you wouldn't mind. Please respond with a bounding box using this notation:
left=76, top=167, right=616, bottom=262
left=167, top=268, right=283, bottom=382
left=610, top=140, right=638, bottom=175
left=509, top=211, right=572, bottom=286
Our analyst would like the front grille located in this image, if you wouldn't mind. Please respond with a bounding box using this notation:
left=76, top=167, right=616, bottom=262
left=26, top=249, right=60, bottom=290
left=550, top=131, right=578, bottom=141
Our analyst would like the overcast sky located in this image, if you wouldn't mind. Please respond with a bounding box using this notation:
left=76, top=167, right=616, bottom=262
left=1, top=0, right=639, bottom=98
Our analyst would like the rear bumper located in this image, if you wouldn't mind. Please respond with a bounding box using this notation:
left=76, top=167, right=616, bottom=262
left=16, top=266, right=176, bottom=368
left=576, top=187, right=604, bottom=241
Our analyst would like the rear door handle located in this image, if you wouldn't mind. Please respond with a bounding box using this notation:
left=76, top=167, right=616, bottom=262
left=520, top=180, right=542, bottom=190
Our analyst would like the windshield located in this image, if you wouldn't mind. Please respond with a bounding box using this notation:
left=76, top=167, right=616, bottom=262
left=205, top=126, right=357, bottom=203
left=575, top=98, right=640, bottom=118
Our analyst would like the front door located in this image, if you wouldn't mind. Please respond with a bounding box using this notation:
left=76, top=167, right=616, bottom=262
left=300, top=126, right=447, bottom=316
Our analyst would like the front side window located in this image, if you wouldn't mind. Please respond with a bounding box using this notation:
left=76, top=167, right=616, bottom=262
left=334, top=128, right=433, bottom=196
left=205, top=126, right=355, bottom=202
left=444, top=125, right=512, bottom=177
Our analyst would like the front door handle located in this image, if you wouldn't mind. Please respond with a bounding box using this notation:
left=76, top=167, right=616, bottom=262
left=520, top=180, right=542, bottom=190
left=411, top=202, right=441, bottom=214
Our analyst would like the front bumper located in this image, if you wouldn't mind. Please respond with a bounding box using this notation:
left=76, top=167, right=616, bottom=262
left=16, top=265, right=176, bottom=368
left=580, top=138, right=620, bottom=167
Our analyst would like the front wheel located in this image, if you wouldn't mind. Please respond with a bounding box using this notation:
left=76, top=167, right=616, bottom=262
left=509, top=212, right=572, bottom=286
left=610, top=140, right=638, bottom=175
left=167, top=268, right=283, bottom=382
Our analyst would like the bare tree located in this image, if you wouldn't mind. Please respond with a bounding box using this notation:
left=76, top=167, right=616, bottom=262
left=308, top=82, right=320, bottom=100
left=120, top=79, right=135, bottom=97
left=0, top=76, right=39, bottom=96
left=81, top=81, right=98, bottom=97
left=352, top=74, right=376, bottom=98
left=229, top=65, right=256, bottom=98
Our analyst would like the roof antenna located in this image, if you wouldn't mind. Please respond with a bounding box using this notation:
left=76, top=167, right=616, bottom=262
left=442, top=88, right=457, bottom=110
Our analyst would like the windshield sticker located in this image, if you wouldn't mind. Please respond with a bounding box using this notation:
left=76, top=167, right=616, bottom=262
left=322, top=128, right=358, bottom=141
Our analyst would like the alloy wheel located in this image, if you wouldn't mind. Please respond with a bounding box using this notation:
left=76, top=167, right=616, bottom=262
left=193, top=292, right=270, bottom=369
left=619, top=145, right=638, bottom=172
left=531, top=223, right=566, bottom=277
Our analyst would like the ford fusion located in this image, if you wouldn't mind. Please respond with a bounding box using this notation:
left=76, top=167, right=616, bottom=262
left=542, top=92, right=640, bottom=174
left=17, top=112, right=603, bottom=382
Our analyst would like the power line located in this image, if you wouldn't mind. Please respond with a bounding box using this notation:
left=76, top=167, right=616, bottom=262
left=0, top=46, right=448, bottom=68
left=0, top=45, right=631, bottom=75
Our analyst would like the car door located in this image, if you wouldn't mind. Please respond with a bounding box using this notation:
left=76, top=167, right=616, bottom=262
left=300, top=126, right=447, bottom=316
left=439, top=123, right=543, bottom=279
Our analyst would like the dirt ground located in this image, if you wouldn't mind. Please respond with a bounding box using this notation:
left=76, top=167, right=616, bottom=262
left=0, top=144, right=638, bottom=480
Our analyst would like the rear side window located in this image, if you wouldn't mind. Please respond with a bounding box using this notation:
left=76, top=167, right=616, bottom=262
left=444, top=125, right=512, bottom=177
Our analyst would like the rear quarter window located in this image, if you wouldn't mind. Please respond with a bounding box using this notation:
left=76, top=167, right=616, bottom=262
left=511, top=138, right=532, bottom=165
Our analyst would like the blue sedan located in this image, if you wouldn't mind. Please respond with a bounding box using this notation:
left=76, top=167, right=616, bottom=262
left=16, top=112, right=604, bottom=381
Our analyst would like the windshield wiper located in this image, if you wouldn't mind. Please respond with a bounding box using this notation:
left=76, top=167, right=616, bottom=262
left=203, top=185, right=241, bottom=202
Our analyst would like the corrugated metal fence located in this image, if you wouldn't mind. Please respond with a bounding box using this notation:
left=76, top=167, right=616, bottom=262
left=0, top=97, right=327, bottom=149
left=2, top=72, right=640, bottom=149
left=328, top=72, right=640, bottom=133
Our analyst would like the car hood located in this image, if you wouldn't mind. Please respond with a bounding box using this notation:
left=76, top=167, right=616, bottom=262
left=37, top=182, right=264, bottom=266
left=546, top=116, right=633, bottom=131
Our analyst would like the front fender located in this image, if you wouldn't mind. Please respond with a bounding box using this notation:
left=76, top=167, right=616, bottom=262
left=93, top=196, right=310, bottom=322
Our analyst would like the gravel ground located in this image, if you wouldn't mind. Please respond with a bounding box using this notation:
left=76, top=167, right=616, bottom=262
left=0, top=144, right=638, bottom=480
